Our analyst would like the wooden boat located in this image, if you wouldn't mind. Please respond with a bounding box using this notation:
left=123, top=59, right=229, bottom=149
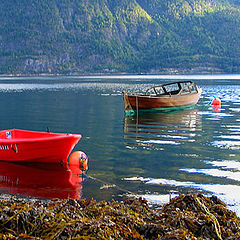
left=0, top=129, right=81, bottom=163
left=123, top=81, right=202, bottom=114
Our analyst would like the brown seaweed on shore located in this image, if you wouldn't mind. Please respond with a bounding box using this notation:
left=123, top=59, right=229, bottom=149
left=0, top=193, right=240, bottom=239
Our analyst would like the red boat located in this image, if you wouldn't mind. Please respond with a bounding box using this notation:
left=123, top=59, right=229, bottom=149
left=0, top=129, right=81, bottom=163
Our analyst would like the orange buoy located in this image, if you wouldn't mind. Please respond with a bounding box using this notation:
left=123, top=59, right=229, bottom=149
left=212, top=97, right=221, bottom=107
left=69, top=151, right=88, bottom=171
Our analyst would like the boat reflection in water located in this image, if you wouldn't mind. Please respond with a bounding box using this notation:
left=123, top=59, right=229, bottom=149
left=124, top=108, right=201, bottom=148
left=0, top=161, right=87, bottom=199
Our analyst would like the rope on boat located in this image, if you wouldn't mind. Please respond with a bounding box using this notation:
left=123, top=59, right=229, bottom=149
left=136, top=95, right=139, bottom=121
left=123, top=91, right=133, bottom=111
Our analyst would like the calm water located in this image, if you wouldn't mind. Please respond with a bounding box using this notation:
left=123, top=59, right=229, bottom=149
left=0, top=75, right=240, bottom=214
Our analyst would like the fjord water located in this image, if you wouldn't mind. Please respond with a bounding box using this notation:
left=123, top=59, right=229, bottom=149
left=0, top=75, right=240, bottom=214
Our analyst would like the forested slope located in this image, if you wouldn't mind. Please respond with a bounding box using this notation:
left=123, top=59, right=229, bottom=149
left=0, top=0, right=239, bottom=74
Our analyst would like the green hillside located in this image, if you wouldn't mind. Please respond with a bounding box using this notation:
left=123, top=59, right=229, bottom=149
left=0, top=0, right=240, bottom=74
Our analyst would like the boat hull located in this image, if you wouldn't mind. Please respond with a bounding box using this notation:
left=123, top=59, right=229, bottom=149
left=0, top=129, right=81, bottom=163
left=127, top=93, right=201, bottom=109
left=124, top=91, right=201, bottom=115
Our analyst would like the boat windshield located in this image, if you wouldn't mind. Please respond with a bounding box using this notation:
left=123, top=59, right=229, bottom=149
left=145, top=81, right=198, bottom=96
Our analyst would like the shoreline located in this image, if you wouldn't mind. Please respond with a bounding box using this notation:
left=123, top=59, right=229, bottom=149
left=0, top=72, right=240, bottom=79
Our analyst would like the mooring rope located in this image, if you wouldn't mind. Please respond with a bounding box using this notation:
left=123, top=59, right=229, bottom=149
left=88, top=175, right=134, bottom=195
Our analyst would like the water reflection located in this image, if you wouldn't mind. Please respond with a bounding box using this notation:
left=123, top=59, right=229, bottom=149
left=212, top=105, right=221, bottom=113
left=123, top=108, right=201, bottom=148
left=0, top=162, right=87, bottom=199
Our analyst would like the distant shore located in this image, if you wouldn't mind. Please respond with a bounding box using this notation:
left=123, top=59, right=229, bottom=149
left=1, top=72, right=240, bottom=79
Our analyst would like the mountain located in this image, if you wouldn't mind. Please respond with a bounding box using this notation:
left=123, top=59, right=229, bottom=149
left=0, top=0, right=240, bottom=74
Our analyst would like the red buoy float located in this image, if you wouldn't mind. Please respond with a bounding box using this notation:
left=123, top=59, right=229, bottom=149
left=212, top=97, right=221, bottom=107
left=68, top=151, right=88, bottom=171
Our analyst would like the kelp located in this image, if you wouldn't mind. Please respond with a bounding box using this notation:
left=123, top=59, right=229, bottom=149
left=0, top=193, right=240, bottom=239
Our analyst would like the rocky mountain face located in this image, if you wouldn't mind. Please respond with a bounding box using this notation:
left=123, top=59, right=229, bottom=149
left=0, top=0, right=240, bottom=74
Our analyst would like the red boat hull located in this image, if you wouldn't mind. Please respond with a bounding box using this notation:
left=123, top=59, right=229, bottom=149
left=0, top=129, right=81, bottom=163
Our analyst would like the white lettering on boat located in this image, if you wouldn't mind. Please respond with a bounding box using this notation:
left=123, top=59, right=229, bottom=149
left=0, top=145, right=9, bottom=150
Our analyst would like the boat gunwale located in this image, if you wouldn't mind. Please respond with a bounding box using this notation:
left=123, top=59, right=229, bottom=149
left=124, top=91, right=201, bottom=99
left=0, top=129, right=82, bottom=144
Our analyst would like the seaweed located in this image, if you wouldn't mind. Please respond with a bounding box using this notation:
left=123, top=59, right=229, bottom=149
left=0, top=193, right=239, bottom=239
